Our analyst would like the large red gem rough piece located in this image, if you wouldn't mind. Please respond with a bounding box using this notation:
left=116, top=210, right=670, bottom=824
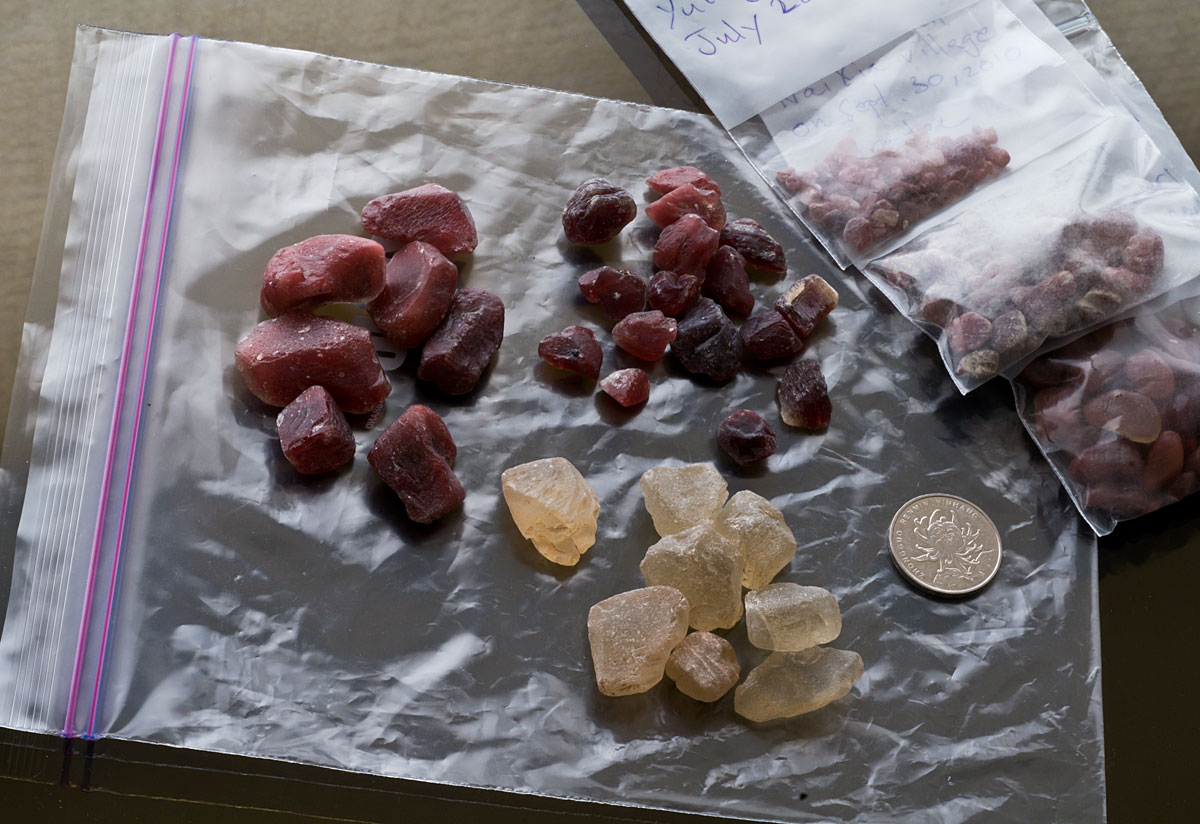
left=417, top=288, right=505, bottom=395
left=720, top=218, right=786, bottom=274
left=361, top=184, right=479, bottom=256
left=276, top=386, right=356, bottom=475
left=739, top=311, right=803, bottom=361
left=368, top=404, right=465, bottom=523
left=672, top=298, right=742, bottom=382
left=562, top=178, right=637, bottom=245
left=647, top=270, right=703, bottom=317
left=704, top=246, right=754, bottom=315
left=234, top=312, right=391, bottom=414
left=538, top=325, right=604, bottom=379
left=260, top=234, right=386, bottom=317
left=368, top=241, right=458, bottom=349
left=653, top=214, right=720, bottom=276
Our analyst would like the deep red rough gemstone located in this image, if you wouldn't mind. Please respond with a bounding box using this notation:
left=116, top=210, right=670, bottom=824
left=562, top=178, right=637, bottom=245
left=645, top=183, right=726, bottom=230
left=775, top=274, right=839, bottom=339
left=538, top=325, right=603, bottom=379
left=778, top=359, right=831, bottom=430
left=704, top=246, right=754, bottom=315
left=671, top=298, right=742, bottom=381
left=276, top=386, right=356, bottom=475
left=577, top=266, right=646, bottom=320
left=368, top=404, right=465, bottom=524
left=368, top=241, right=458, bottom=349
left=260, top=235, right=386, bottom=317
left=612, top=310, right=678, bottom=362
left=717, top=410, right=777, bottom=466
left=234, top=312, right=391, bottom=414
left=361, top=184, right=478, bottom=255
left=739, top=311, right=803, bottom=361
left=599, top=368, right=650, bottom=407
left=719, top=218, right=786, bottom=274
left=417, top=288, right=505, bottom=395
left=653, top=213, right=720, bottom=276
left=647, top=270, right=703, bottom=317
left=646, top=166, right=721, bottom=196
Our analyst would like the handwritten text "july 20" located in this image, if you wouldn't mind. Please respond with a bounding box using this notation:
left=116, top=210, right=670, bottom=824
left=655, top=0, right=818, bottom=57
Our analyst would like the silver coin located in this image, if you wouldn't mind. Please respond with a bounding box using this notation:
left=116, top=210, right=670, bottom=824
left=888, top=494, right=1002, bottom=597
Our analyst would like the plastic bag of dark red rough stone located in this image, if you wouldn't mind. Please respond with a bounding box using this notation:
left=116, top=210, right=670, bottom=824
left=729, top=0, right=1111, bottom=268
left=1012, top=292, right=1200, bottom=535
left=863, top=114, right=1200, bottom=394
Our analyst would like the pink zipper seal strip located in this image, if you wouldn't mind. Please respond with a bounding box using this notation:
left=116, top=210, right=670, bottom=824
left=84, top=35, right=199, bottom=739
left=62, top=32, right=181, bottom=739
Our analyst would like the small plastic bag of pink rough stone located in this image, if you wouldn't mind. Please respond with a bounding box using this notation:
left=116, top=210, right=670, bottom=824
left=734, top=0, right=1112, bottom=267
left=864, top=117, right=1200, bottom=393
left=1013, top=292, right=1200, bottom=536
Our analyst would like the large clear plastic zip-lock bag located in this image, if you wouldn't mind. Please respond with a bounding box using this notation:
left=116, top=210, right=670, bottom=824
left=0, top=26, right=1104, bottom=823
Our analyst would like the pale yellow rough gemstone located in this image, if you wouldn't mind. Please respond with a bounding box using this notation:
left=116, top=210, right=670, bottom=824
left=734, top=647, right=864, bottom=722
left=640, top=463, right=728, bottom=537
left=744, top=583, right=841, bottom=651
left=501, top=457, right=599, bottom=566
left=640, top=524, right=743, bottom=631
left=713, top=490, right=797, bottom=589
left=587, top=586, right=691, bottom=697
left=665, top=631, right=740, bottom=702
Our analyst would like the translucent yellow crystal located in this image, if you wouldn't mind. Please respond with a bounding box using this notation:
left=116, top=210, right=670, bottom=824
left=734, top=647, right=864, bottom=722
left=501, top=457, right=599, bottom=566
left=587, top=586, right=691, bottom=697
left=744, top=583, right=841, bottom=651
left=640, top=524, right=743, bottom=631
left=640, top=463, right=728, bottom=537
left=713, top=490, right=796, bottom=589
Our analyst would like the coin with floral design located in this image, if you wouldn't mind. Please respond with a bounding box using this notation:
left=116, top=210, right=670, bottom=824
left=888, top=494, right=1002, bottom=597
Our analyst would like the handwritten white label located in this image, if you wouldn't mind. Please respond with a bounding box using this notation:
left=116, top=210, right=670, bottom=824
left=623, top=0, right=970, bottom=128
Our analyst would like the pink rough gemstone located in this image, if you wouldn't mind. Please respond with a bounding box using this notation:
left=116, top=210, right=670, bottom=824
left=653, top=214, right=720, bottom=276
left=276, top=386, right=356, bottom=475
left=647, top=270, right=703, bottom=317
left=368, top=241, right=458, bottom=349
left=234, top=312, right=391, bottom=414
left=578, top=266, right=646, bottom=320
left=361, top=184, right=479, bottom=255
left=260, top=234, right=386, bottom=317
left=646, top=166, right=721, bottom=196
left=720, top=218, right=786, bottom=274
left=368, top=404, right=465, bottom=524
left=417, top=288, right=505, bottom=395
left=599, top=368, right=651, bottom=407
left=645, top=183, right=726, bottom=230
left=612, top=311, right=678, bottom=362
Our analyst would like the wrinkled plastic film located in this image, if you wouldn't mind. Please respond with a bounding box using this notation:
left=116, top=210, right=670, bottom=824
left=2, top=28, right=1102, bottom=822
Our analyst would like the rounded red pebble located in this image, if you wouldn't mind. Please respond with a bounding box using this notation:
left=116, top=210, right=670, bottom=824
left=612, top=311, right=678, bottom=362
left=276, top=386, right=356, bottom=475
left=718, top=410, right=777, bottom=466
left=368, top=404, right=465, bottom=524
left=562, top=178, right=637, bottom=245
left=361, top=184, right=479, bottom=256
left=538, top=325, right=603, bottom=379
left=599, top=368, right=650, bottom=407
left=260, top=235, right=386, bottom=317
